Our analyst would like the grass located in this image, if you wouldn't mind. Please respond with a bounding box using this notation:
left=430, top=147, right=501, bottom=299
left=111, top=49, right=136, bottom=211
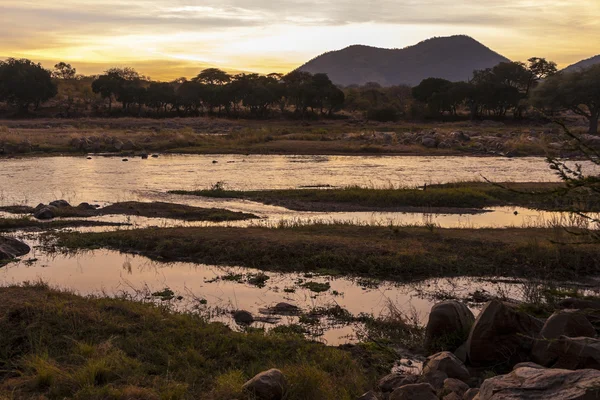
left=0, top=283, right=392, bottom=400
left=1, top=201, right=259, bottom=222
left=170, top=181, right=600, bottom=212
left=51, top=224, right=600, bottom=282
left=0, top=217, right=129, bottom=231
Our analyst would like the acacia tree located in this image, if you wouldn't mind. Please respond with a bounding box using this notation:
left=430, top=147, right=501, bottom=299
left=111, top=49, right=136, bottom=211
left=533, top=65, right=600, bottom=134
left=52, top=62, right=77, bottom=80
left=0, top=58, right=57, bottom=113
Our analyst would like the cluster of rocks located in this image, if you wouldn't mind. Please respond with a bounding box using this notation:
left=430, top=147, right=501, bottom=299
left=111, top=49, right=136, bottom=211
left=33, top=200, right=97, bottom=220
left=357, top=298, right=600, bottom=400
left=240, top=297, right=600, bottom=399
left=0, top=236, right=30, bottom=260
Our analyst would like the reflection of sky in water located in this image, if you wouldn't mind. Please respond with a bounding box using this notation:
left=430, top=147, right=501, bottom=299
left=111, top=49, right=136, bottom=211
left=2, top=154, right=599, bottom=206
left=0, top=238, right=542, bottom=345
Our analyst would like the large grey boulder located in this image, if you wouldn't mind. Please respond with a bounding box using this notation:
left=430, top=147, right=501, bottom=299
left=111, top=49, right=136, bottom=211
left=0, top=236, right=30, bottom=260
left=466, top=300, right=543, bottom=367
left=390, top=383, right=437, bottom=400
left=532, top=310, right=596, bottom=366
left=425, top=301, right=475, bottom=352
left=242, top=369, right=287, bottom=400
left=49, top=200, right=71, bottom=208
left=421, top=137, right=437, bottom=148
left=478, top=366, right=600, bottom=399
left=422, top=352, right=470, bottom=382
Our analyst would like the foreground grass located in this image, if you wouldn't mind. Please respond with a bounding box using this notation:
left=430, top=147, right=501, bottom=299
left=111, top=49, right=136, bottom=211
left=171, top=181, right=600, bottom=212
left=0, top=283, right=390, bottom=400
left=52, top=224, right=600, bottom=281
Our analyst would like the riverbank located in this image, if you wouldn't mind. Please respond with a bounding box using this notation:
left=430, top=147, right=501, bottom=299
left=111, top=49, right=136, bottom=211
left=49, top=224, right=599, bottom=282
left=0, top=117, right=587, bottom=157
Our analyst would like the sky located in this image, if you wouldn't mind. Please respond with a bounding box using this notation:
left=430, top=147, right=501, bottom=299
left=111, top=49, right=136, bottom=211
left=0, top=0, right=599, bottom=80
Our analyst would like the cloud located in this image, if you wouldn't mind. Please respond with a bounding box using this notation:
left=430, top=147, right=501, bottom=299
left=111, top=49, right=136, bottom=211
left=0, top=0, right=599, bottom=77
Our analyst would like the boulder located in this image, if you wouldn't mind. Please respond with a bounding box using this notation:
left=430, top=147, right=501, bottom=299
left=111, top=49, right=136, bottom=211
left=34, top=206, right=57, bottom=220
left=422, top=352, right=470, bottom=382
left=478, top=366, right=600, bottom=399
left=420, top=369, right=448, bottom=390
left=242, top=369, right=287, bottom=400
left=233, top=310, right=254, bottom=325
left=463, top=388, right=479, bottom=400
left=0, top=236, right=31, bottom=260
left=390, top=383, right=437, bottom=400
left=532, top=310, right=596, bottom=366
left=49, top=200, right=71, bottom=208
left=443, top=378, right=469, bottom=397
left=443, top=393, right=462, bottom=400
left=422, top=137, right=437, bottom=148
left=549, top=336, right=600, bottom=370
left=450, top=131, right=471, bottom=142
left=378, top=373, right=418, bottom=393
left=512, top=362, right=545, bottom=370
left=425, top=301, right=475, bottom=352
left=466, top=300, right=543, bottom=367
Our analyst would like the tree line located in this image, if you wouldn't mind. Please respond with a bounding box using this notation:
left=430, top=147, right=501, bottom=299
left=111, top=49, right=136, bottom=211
left=0, top=57, right=598, bottom=133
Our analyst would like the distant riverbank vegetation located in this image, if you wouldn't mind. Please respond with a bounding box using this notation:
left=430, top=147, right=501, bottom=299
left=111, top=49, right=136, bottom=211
left=0, top=57, right=598, bottom=133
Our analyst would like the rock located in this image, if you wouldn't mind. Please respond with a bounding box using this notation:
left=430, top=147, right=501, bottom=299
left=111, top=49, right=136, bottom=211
left=422, top=352, right=469, bottom=382
left=151, top=154, right=159, bottom=158
left=478, top=366, right=600, bottom=399
left=122, top=158, right=129, bottom=162
left=34, top=206, right=57, bottom=220
left=421, top=137, right=437, bottom=148
left=443, top=378, right=469, bottom=397
left=443, top=393, right=462, bottom=400
left=77, top=202, right=97, bottom=210
left=425, top=301, right=475, bottom=352
left=122, top=140, right=136, bottom=151
left=512, top=362, right=545, bottom=370
left=113, top=140, right=124, bottom=151
left=466, top=300, right=543, bottom=367
left=0, top=236, right=30, bottom=260
left=454, top=342, right=468, bottom=364
left=242, top=369, right=287, bottom=400
left=548, top=336, right=600, bottom=370
left=233, top=310, right=254, bottom=325
left=420, top=369, right=448, bottom=390
left=463, top=388, right=479, bottom=400
left=357, top=390, right=380, bottom=400
left=532, top=310, right=596, bottom=366
left=390, top=383, right=437, bottom=400
left=49, top=200, right=71, bottom=208
left=378, top=373, right=418, bottom=392
left=450, top=131, right=471, bottom=142
left=140, top=152, right=149, bottom=159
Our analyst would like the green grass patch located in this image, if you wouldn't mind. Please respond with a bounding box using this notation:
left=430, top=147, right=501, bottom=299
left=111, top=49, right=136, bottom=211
left=0, top=283, right=388, bottom=399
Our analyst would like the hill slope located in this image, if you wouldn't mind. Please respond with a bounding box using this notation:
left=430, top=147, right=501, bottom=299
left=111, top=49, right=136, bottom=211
left=563, top=55, right=600, bottom=72
left=297, top=35, right=510, bottom=87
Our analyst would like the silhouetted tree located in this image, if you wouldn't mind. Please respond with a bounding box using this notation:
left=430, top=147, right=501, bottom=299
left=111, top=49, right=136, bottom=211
left=0, top=58, right=57, bottom=113
left=52, top=62, right=77, bottom=80
left=533, top=65, right=600, bottom=134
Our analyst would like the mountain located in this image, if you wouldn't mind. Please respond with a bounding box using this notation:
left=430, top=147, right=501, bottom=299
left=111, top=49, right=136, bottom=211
left=297, top=35, right=510, bottom=87
left=563, top=55, right=600, bottom=73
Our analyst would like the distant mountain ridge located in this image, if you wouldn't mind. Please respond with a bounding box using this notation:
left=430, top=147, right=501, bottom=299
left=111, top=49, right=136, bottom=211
left=297, top=35, right=510, bottom=87
left=563, top=55, right=600, bottom=72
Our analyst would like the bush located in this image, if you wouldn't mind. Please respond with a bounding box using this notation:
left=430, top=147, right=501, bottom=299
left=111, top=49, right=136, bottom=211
left=366, top=106, right=400, bottom=122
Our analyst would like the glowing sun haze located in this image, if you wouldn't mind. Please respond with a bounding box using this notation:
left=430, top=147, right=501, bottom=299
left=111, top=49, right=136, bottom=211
left=1, top=0, right=599, bottom=80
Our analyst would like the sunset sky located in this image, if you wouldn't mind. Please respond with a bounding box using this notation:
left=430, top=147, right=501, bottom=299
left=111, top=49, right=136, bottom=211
left=1, top=0, right=599, bottom=80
